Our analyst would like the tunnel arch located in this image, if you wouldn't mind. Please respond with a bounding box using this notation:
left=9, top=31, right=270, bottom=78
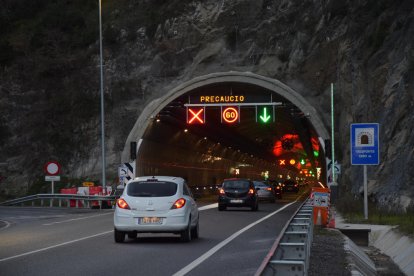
left=121, top=71, right=329, bottom=163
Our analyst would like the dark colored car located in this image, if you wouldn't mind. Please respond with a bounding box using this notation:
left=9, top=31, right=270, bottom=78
left=218, top=178, right=258, bottom=211
left=283, top=179, right=299, bottom=193
left=265, top=179, right=283, bottom=199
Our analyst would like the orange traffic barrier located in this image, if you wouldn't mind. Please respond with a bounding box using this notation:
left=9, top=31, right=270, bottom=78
left=311, top=187, right=330, bottom=226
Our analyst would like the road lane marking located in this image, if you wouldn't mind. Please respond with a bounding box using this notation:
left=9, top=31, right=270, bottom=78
left=0, top=220, right=11, bottom=231
left=43, top=212, right=113, bottom=226
left=0, top=230, right=113, bottom=262
left=198, top=203, right=218, bottom=211
left=172, top=201, right=297, bottom=276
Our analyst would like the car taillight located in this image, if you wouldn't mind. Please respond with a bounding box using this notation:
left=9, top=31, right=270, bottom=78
left=248, top=188, right=255, bottom=195
left=171, top=198, right=186, bottom=209
left=266, top=187, right=272, bottom=191
left=219, top=188, right=225, bottom=195
left=117, top=198, right=130, bottom=209
left=295, top=184, right=298, bottom=187
left=276, top=186, right=280, bottom=190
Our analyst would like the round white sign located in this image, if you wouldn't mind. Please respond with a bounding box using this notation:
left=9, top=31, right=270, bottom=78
left=45, top=161, right=61, bottom=176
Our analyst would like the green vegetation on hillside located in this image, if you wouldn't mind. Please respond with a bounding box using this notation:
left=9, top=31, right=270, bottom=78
left=336, top=193, right=414, bottom=237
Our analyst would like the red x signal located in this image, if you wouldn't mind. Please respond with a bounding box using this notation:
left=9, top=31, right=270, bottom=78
left=187, top=108, right=205, bottom=124
left=279, top=159, right=286, bottom=165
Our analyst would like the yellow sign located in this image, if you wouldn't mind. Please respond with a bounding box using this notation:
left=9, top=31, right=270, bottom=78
left=82, top=182, right=94, bottom=187
left=199, top=95, right=245, bottom=103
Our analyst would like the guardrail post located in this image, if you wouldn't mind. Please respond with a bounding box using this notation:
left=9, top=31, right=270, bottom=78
left=59, top=199, right=62, bottom=207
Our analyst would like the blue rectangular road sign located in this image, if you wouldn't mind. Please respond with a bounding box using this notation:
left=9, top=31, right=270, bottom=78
left=351, top=123, right=379, bottom=165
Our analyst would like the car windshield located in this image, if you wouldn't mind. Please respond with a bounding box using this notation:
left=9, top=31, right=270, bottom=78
left=223, top=180, right=249, bottom=189
left=127, top=181, right=177, bottom=197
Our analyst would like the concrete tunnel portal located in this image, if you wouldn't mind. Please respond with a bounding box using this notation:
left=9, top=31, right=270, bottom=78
left=122, top=72, right=330, bottom=188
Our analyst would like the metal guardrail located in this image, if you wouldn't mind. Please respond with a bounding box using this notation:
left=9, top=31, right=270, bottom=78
left=0, top=194, right=117, bottom=208
left=256, top=198, right=314, bottom=276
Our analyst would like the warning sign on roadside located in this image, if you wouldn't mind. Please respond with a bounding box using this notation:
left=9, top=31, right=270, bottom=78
left=313, top=192, right=329, bottom=207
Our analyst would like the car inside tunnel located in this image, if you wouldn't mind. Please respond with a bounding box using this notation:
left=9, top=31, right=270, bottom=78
left=134, top=80, right=327, bottom=189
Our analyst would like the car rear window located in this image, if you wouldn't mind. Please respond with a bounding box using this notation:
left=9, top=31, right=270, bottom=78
left=223, top=180, right=249, bottom=189
left=253, top=181, right=267, bottom=187
left=127, top=181, right=177, bottom=197
left=284, top=180, right=296, bottom=186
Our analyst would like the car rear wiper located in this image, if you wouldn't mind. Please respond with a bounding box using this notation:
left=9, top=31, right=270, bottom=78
left=133, top=192, right=153, bottom=197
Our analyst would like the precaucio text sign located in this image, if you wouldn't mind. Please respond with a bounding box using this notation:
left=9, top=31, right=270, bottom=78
left=351, top=123, right=379, bottom=165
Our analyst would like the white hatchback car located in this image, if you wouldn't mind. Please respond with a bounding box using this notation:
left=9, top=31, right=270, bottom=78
left=114, top=176, right=199, bottom=242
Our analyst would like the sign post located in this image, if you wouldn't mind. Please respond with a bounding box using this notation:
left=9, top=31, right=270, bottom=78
left=44, top=161, right=61, bottom=207
left=351, top=123, right=379, bottom=219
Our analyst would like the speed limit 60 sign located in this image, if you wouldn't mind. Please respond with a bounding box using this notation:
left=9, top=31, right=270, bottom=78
left=44, top=161, right=61, bottom=176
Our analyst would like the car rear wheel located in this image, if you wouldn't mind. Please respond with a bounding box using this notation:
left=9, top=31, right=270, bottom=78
left=191, top=219, right=199, bottom=239
left=180, top=217, right=192, bottom=242
left=114, top=229, right=125, bottom=243
left=251, top=202, right=259, bottom=211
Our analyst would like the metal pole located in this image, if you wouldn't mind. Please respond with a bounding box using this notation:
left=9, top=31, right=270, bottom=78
left=99, top=0, right=106, bottom=190
left=363, top=165, right=368, bottom=219
left=50, top=180, right=54, bottom=207
left=331, top=83, right=335, bottom=185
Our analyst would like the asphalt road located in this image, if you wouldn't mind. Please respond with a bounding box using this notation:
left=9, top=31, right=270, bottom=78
left=0, top=199, right=302, bottom=276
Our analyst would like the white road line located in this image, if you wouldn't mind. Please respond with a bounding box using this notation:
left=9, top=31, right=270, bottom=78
left=198, top=203, right=218, bottom=211
left=43, top=212, right=113, bottom=226
left=0, top=220, right=11, bottom=231
left=0, top=230, right=113, bottom=262
left=172, top=201, right=297, bottom=276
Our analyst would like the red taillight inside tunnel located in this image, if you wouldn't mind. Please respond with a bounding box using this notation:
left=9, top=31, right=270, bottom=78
left=171, top=198, right=186, bottom=209
left=117, top=198, right=130, bottom=209
left=248, top=188, right=255, bottom=195
left=219, top=188, right=225, bottom=195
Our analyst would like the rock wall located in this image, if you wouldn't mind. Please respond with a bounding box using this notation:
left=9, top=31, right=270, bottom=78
left=0, top=0, right=413, bottom=208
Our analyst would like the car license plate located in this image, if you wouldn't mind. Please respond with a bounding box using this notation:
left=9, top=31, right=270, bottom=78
left=139, top=217, right=163, bottom=225
left=230, top=199, right=243, bottom=203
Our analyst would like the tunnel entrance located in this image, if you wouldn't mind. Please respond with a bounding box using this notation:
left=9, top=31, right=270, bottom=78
left=122, top=72, right=329, bottom=188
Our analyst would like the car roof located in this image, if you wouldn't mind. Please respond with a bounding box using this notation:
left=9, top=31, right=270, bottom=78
left=128, top=176, right=185, bottom=185
left=223, top=178, right=249, bottom=181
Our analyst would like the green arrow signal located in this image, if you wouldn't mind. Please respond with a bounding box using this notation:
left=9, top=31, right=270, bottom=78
left=259, top=107, right=271, bottom=123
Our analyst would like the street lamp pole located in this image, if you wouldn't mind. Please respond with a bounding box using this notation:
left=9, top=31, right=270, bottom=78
left=99, top=0, right=106, bottom=191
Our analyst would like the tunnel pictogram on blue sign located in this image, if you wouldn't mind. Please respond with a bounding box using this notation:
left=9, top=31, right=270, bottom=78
left=350, top=123, right=379, bottom=165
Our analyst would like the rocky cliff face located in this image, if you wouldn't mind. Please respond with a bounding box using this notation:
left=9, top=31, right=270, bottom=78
left=1, top=0, right=413, bottom=209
